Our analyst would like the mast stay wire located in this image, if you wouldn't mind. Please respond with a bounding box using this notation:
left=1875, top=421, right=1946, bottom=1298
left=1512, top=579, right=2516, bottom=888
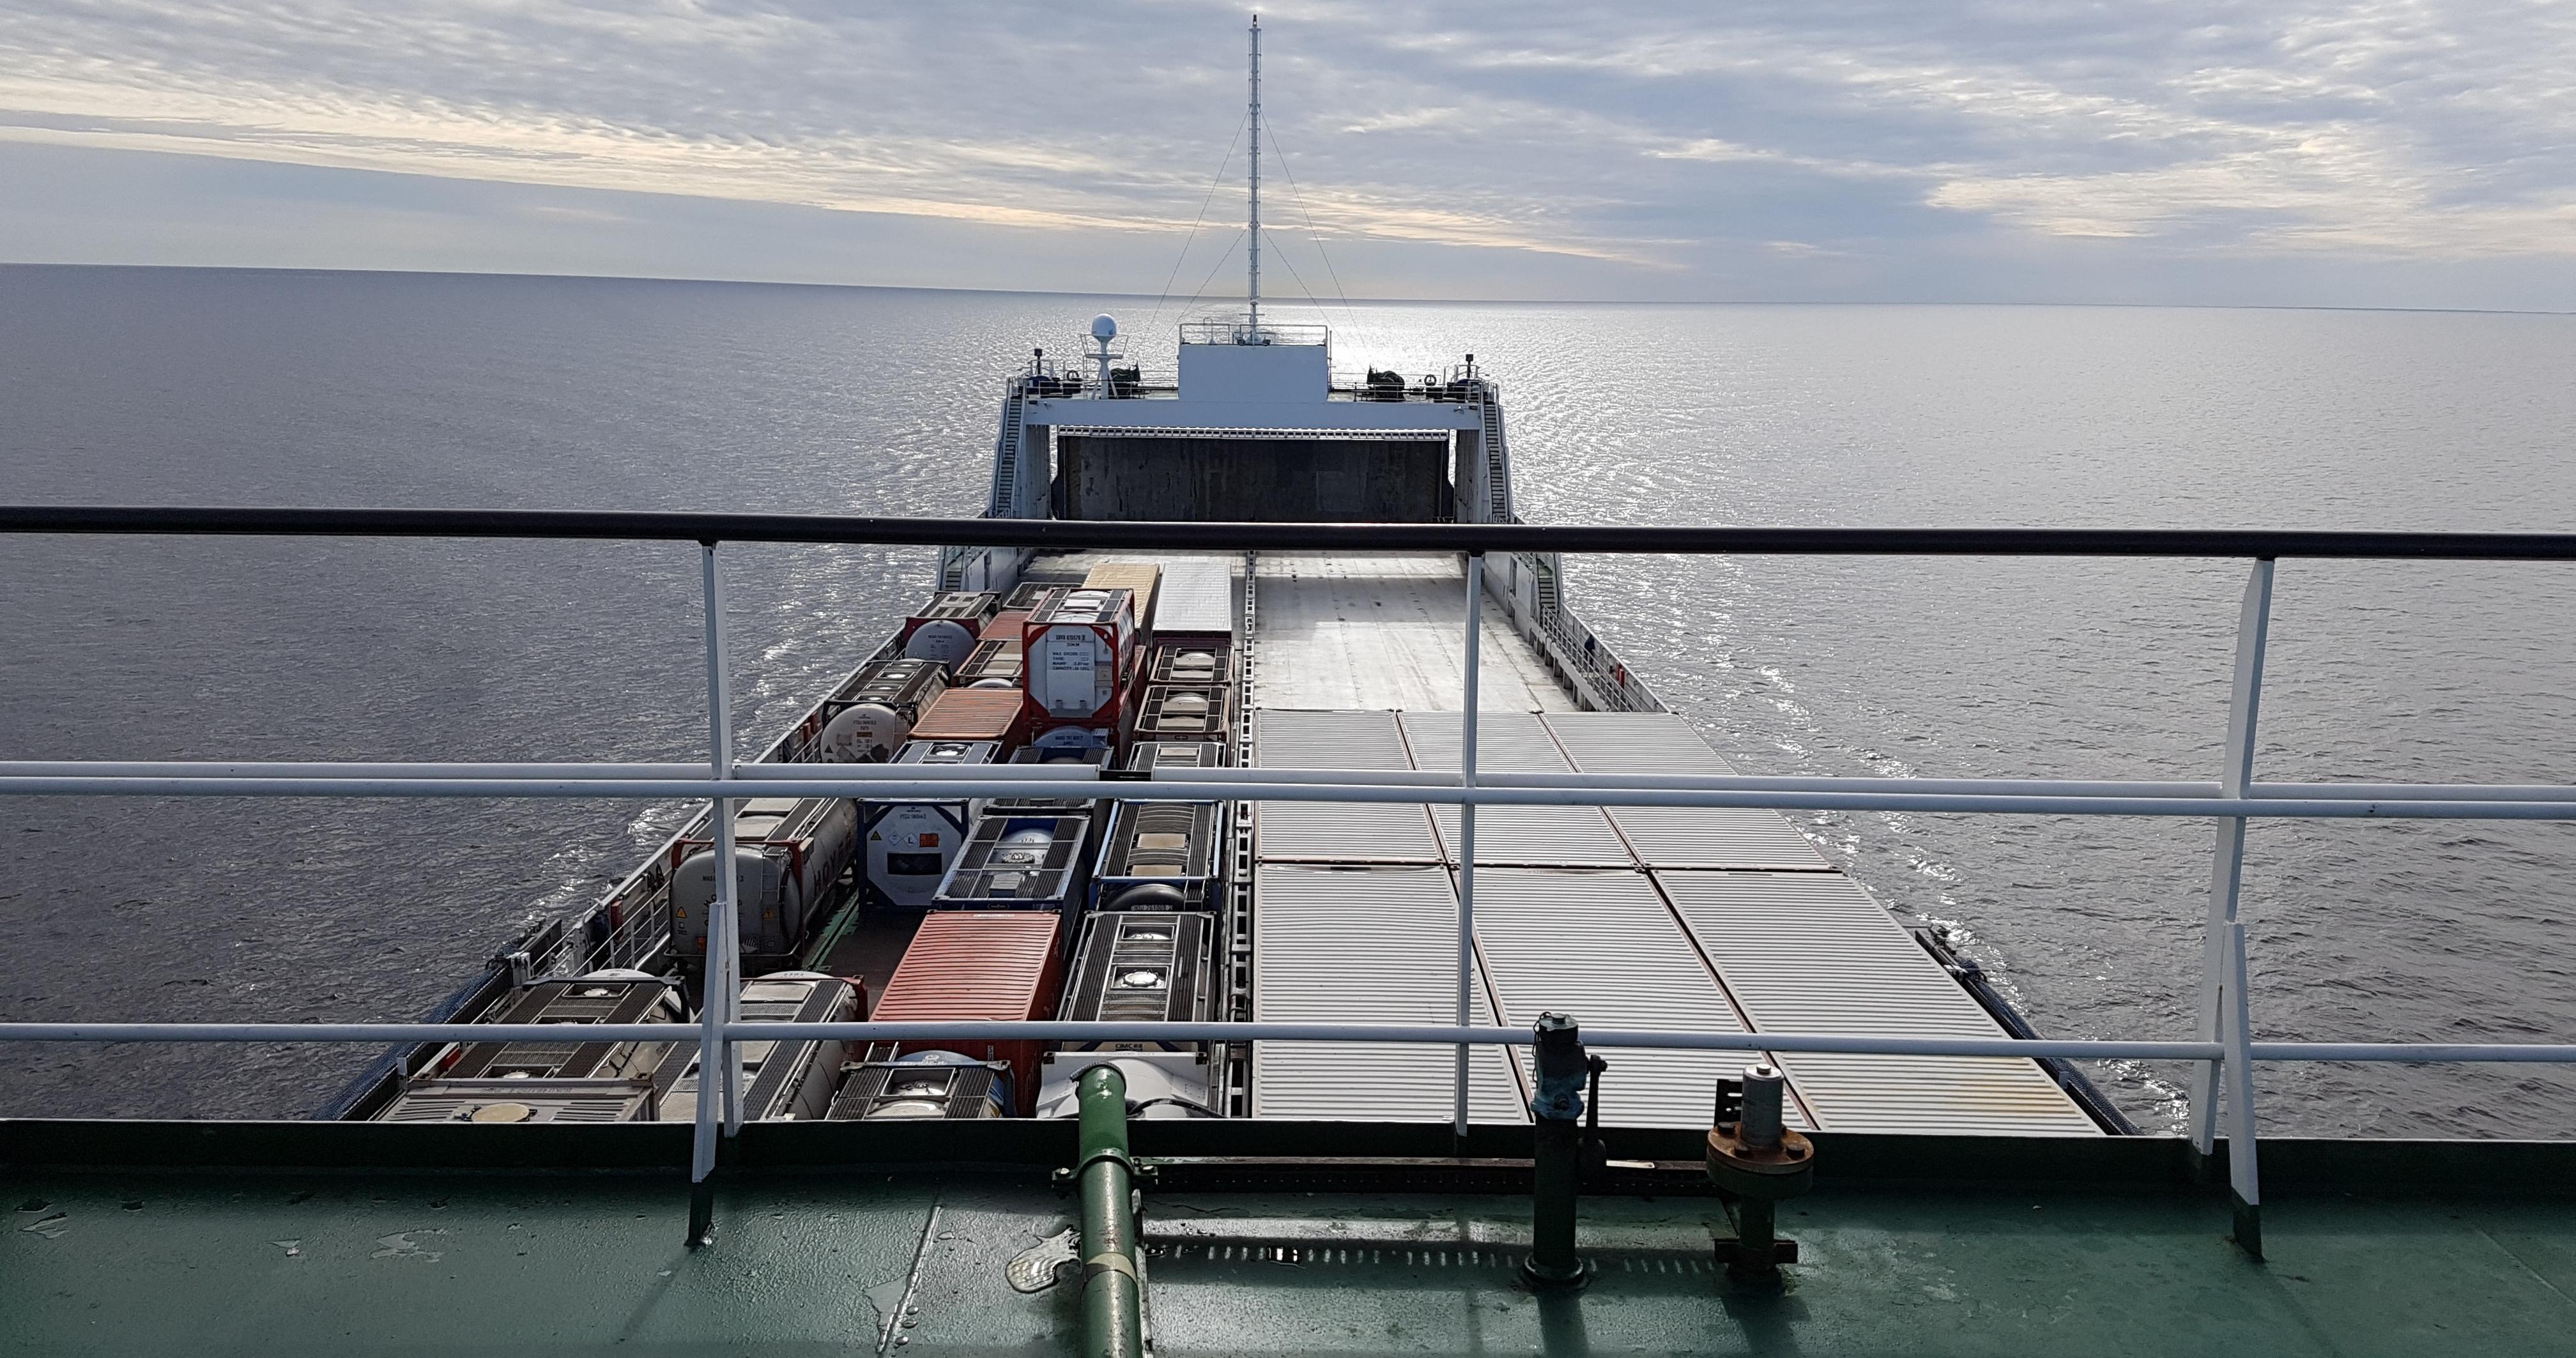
left=1145, top=114, right=1250, bottom=338
left=1176, top=229, right=1249, bottom=319
left=1260, top=227, right=1331, bottom=329
left=1261, top=119, right=1372, bottom=360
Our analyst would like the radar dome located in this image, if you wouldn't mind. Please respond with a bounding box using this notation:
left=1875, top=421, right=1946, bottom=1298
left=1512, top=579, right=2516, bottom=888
left=1090, top=314, right=1118, bottom=342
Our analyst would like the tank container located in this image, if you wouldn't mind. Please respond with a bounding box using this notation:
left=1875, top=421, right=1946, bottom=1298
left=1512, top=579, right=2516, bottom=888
left=953, top=636, right=1022, bottom=687
left=654, top=972, right=860, bottom=1123
left=815, top=658, right=949, bottom=763
left=1056, top=910, right=1214, bottom=1051
left=1146, top=639, right=1234, bottom=687
left=1022, top=587, right=1136, bottom=722
left=975, top=745, right=1107, bottom=828
left=862, top=740, right=999, bottom=910
left=1133, top=683, right=1234, bottom=741
left=930, top=814, right=1091, bottom=913
left=1126, top=740, right=1231, bottom=772
left=1027, top=716, right=1119, bottom=752
left=427, top=977, right=684, bottom=1084
left=1092, top=800, right=1224, bottom=913
left=669, top=796, right=859, bottom=966
left=1003, top=582, right=1068, bottom=613
left=377, top=1076, right=657, bottom=1123
left=900, top=590, right=997, bottom=675
left=1032, top=1055, right=1215, bottom=1120
left=827, top=1052, right=1011, bottom=1120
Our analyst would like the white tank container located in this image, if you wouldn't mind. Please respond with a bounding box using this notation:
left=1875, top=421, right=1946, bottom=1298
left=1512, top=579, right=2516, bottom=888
left=901, top=618, right=981, bottom=674
left=1031, top=721, right=1114, bottom=751
left=1023, top=588, right=1135, bottom=720
left=818, top=702, right=912, bottom=763
left=670, top=797, right=859, bottom=961
left=863, top=739, right=999, bottom=910
left=815, top=659, right=949, bottom=762
left=901, top=591, right=999, bottom=676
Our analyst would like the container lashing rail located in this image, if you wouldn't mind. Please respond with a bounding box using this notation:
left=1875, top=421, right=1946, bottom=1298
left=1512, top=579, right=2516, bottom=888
left=1223, top=551, right=1261, bottom=1117
left=8, top=508, right=2576, bottom=1256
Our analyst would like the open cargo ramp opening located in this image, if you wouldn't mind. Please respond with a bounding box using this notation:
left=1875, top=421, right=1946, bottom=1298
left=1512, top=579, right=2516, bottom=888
left=1055, top=428, right=1455, bottom=522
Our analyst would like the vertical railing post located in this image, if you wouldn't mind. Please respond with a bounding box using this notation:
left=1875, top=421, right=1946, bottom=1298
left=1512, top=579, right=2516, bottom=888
left=688, top=540, right=741, bottom=1247
left=1455, top=552, right=1483, bottom=1139
left=2223, top=919, right=2261, bottom=1257
left=2191, top=557, right=2271, bottom=1259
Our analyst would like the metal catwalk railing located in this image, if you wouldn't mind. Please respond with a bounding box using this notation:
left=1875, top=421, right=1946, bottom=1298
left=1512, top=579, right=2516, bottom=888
left=7, top=507, right=2576, bottom=1251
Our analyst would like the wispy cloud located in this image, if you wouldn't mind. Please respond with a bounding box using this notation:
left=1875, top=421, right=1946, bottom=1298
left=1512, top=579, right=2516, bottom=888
left=0, top=0, right=2570, bottom=300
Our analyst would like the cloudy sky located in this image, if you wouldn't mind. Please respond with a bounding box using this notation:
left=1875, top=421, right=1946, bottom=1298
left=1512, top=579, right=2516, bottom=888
left=4, top=1, right=2572, bottom=307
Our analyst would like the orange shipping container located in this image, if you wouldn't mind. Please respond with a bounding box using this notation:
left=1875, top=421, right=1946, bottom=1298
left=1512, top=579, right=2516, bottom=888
left=910, top=687, right=1025, bottom=745
left=872, top=911, right=1066, bottom=1113
left=1083, top=562, right=1163, bottom=632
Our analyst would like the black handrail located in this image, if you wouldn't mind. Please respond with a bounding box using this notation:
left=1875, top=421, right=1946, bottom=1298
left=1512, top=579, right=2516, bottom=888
left=4, top=505, right=2575, bottom=559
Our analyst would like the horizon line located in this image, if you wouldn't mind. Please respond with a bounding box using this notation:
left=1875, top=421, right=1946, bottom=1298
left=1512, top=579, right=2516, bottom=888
left=4, top=259, right=2571, bottom=319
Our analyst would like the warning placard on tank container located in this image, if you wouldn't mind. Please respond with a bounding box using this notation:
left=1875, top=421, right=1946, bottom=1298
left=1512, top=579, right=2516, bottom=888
left=1033, top=627, right=1116, bottom=715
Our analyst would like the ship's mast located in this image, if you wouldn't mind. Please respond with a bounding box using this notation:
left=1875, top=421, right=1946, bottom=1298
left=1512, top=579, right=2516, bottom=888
left=1246, top=13, right=1261, bottom=339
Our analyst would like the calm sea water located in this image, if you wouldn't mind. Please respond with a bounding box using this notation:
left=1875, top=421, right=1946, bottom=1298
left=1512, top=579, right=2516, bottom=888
left=4, top=264, right=2573, bottom=1133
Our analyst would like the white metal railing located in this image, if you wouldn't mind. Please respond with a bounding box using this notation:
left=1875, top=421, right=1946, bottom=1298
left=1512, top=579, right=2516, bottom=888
left=1177, top=317, right=1330, bottom=347
left=6, top=523, right=2576, bottom=1251
left=16, top=762, right=2570, bottom=818
left=1013, top=365, right=1480, bottom=404
left=6, top=1018, right=2568, bottom=1067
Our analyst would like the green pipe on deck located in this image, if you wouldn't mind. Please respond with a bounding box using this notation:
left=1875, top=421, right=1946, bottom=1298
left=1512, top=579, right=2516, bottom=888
left=1077, top=1064, right=1143, bottom=1358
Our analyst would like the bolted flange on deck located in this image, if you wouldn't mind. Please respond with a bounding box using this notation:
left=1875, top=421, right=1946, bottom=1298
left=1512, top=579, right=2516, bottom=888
left=1707, top=1065, right=1813, bottom=1284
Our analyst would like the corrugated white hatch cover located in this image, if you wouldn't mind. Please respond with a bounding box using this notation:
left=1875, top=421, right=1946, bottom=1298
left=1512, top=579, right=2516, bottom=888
left=1655, top=869, right=2099, bottom=1136
left=1402, top=712, right=1631, bottom=867
left=1252, top=864, right=1525, bottom=1122
left=1468, top=867, right=1804, bottom=1129
left=1540, top=712, right=1830, bottom=869
left=1252, top=709, right=1442, bottom=864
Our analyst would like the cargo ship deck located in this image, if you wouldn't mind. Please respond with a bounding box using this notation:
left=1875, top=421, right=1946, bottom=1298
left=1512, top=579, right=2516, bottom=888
left=13, top=1133, right=2576, bottom=1356
left=1016, top=545, right=2106, bottom=1137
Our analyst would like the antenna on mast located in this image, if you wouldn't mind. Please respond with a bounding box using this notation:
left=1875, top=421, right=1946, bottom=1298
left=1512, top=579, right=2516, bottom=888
left=1246, top=13, right=1261, bottom=340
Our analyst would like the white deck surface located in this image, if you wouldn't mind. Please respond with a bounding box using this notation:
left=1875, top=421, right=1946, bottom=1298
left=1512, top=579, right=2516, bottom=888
left=1250, top=555, right=1573, bottom=710
left=1244, top=705, right=2101, bottom=1134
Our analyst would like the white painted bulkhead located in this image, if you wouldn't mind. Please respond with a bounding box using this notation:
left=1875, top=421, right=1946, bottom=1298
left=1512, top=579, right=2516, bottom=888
left=1177, top=335, right=1328, bottom=403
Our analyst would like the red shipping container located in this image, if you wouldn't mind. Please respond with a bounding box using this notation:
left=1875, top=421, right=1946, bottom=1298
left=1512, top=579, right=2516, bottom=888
left=872, top=911, right=1066, bottom=1113
left=979, top=609, right=1032, bottom=641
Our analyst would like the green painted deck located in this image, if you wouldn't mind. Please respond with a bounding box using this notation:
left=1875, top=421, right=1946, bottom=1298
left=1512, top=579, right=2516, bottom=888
left=12, top=1163, right=2575, bottom=1355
